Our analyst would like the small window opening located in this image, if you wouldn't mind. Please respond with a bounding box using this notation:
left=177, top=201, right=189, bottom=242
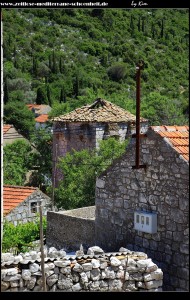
left=30, top=202, right=37, bottom=214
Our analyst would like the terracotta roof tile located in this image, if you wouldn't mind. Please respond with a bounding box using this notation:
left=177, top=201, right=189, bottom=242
left=151, top=125, right=189, bottom=162
left=35, top=114, right=49, bottom=123
left=3, top=124, right=12, bottom=134
left=3, top=185, right=38, bottom=216
left=52, top=98, right=147, bottom=123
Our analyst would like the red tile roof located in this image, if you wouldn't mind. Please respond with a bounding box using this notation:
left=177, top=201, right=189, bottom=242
left=3, top=185, right=38, bottom=216
left=151, top=125, right=189, bottom=162
left=3, top=124, right=12, bottom=134
left=35, top=114, right=49, bottom=123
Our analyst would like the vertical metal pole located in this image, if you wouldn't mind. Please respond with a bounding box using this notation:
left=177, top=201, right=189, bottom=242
left=39, top=200, right=46, bottom=291
left=1, top=12, right=4, bottom=253
left=135, top=64, right=141, bottom=169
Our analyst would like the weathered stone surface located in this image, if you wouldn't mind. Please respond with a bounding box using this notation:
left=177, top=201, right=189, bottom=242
left=144, top=269, right=163, bottom=282
left=22, top=270, right=31, bottom=281
left=87, top=246, right=104, bottom=255
left=145, top=280, right=163, bottom=290
left=47, top=274, right=58, bottom=287
left=145, top=261, right=158, bottom=273
left=123, top=280, right=138, bottom=291
left=94, top=126, right=189, bottom=292
left=27, top=277, right=36, bottom=290
left=1, top=249, right=163, bottom=292
left=73, top=263, right=83, bottom=273
left=96, top=179, right=105, bottom=189
left=110, top=257, right=121, bottom=267
left=90, top=269, right=101, bottom=281
left=80, top=272, right=88, bottom=284
left=72, top=282, right=82, bottom=291
left=3, top=268, right=18, bottom=277
left=129, top=273, right=143, bottom=281
left=10, top=281, right=19, bottom=288
left=29, top=263, right=40, bottom=273
left=57, top=278, right=73, bottom=290
left=4, top=274, right=21, bottom=281
left=71, top=272, right=80, bottom=283
left=91, top=259, right=100, bottom=269
left=54, top=260, right=70, bottom=268
left=82, top=263, right=92, bottom=271
left=60, top=267, right=71, bottom=275
left=1, top=281, right=10, bottom=291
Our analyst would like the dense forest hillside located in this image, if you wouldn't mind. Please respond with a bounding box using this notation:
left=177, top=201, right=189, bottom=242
left=2, top=8, right=189, bottom=125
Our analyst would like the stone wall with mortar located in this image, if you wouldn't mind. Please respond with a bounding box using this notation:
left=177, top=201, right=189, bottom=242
left=46, top=206, right=95, bottom=251
left=95, top=129, right=189, bottom=291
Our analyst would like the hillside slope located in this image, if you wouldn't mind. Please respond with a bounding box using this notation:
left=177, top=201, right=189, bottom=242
left=2, top=8, right=189, bottom=125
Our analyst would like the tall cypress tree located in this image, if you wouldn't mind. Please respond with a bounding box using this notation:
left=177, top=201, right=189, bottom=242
left=130, top=15, right=134, bottom=32
left=36, top=86, right=47, bottom=105
left=60, top=87, right=66, bottom=103
left=4, top=77, right=9, bottom=104
left=73, top=74, right=79, bottom=98
left=137, top=16, right=141, bottom=32
left=160, top=19, right=164, bottom=38
left=46, top=84, right=52, bottom=107
left=59, top=56, right=62, bottom=73
left=49, top=53, right=52, bottom=71
left=52, top=50, right=57, bottom=74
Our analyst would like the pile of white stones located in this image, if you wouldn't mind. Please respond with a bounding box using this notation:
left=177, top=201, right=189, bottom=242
left=1, top=246, right=163, bottom=292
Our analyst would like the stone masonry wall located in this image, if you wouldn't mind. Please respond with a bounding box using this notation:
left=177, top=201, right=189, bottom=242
left=46, top=206, right=95, bottom=251
left=1, top=246, right=163, bottom=292
left=95, top=129, right=189, bottom=291
left=4, top=191, right=51, bottom=226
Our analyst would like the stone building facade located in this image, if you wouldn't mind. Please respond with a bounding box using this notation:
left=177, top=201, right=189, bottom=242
left=95, top=125, right=189, bottom=291
left=3, top=185, right=51, bottom=225
left=52, top=98, right=148, bottom=186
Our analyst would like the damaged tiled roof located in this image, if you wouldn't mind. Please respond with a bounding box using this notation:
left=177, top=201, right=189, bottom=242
left=151, top=125, right=189, bottom=162
left=3, top=124, right=12, bottom=134
left=52, top=98, right=147, bottom=123
left=3, top=185, right=38, bottom=216
left=35, top=114, right=49, bottom=123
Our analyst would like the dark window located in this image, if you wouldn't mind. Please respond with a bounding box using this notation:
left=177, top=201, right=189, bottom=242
left=30, top=202, right=37, bottom=214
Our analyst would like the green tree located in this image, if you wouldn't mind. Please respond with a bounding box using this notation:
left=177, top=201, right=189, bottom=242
left=36, top=86, right=48, bottom=104
left=107, top=63, right=127, bottom=82
left=46, top=84, right=52, bottom=107
left=4, top=140, right=34, bottom=185
left=4, top=101, right=36, bottom=139
left=3, top=77, right=9, bottom=104
left=50, top=138, right=128, bottom=209
left=48, top=102, right=71, bottom=119
left=30, top=128, right=53, bottom=190
left=141, top=92, right=188, bottom=125
left=2, top=217, right=47, bottom=253
left=60, top=87, right=66, bottom=103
